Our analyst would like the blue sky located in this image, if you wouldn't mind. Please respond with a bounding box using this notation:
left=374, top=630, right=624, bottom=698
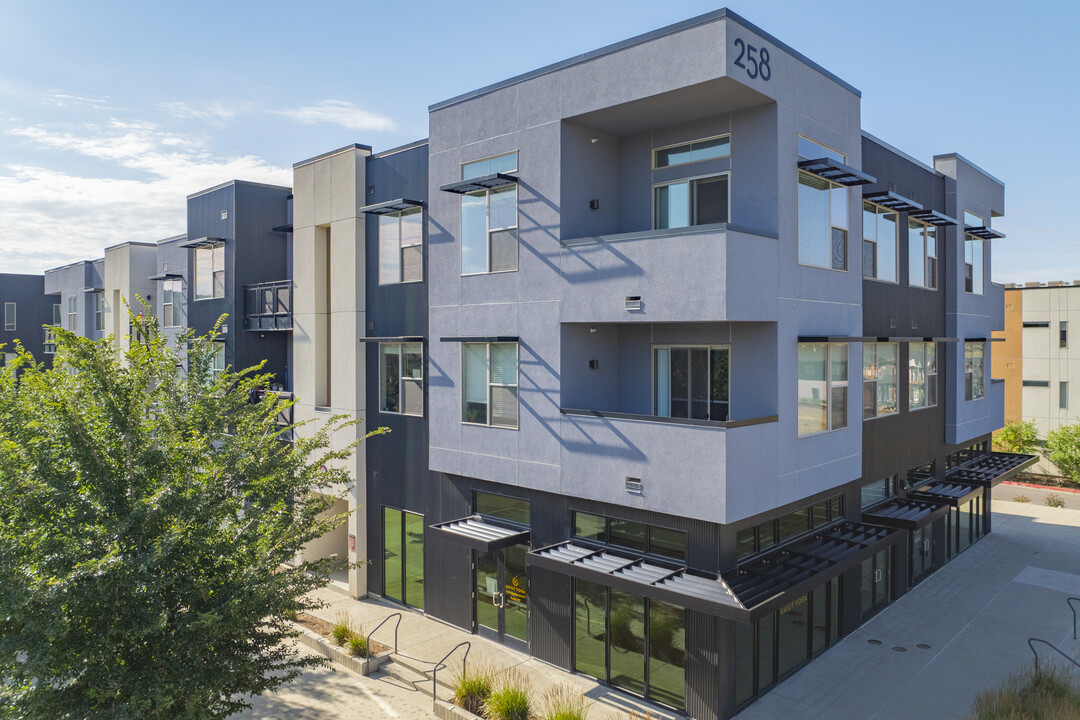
left=0, top=0, right=1076, bottom=281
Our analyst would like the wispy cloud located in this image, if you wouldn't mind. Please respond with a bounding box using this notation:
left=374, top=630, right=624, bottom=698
left=275, top=100, right=395, bottom=132
left=43, top=91, right=110, bottom=107
left=0, top=120, right=292, bottom=273
left=158, top=101, right=246, bottom=125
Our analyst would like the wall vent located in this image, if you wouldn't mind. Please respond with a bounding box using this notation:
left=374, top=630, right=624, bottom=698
left=625, top=296, right=643, bottom=312
left=625, top=476, right=643, bottom=495
left=220, top=210, right=228, bottom=220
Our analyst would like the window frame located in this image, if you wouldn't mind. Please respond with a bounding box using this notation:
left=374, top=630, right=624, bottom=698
left=66, top=295, right=77, bottom=331
left=652, top=133, right=732, bottom=170
left=861, top=200, right=898, bottom=283
left=651, top=344, right=731, bottom=421
left=651, top=171, right=731, bottom=230
left=378, top=207, right=424, bottom=285
left=43, top=326, right=57, bottom=354
left=162, top=279, right=181, bottom=328
left=863, top=342, right=899, bottom=420
left=797, top=342, right=849, bottom=437
left=4, top=302, right=15, bottom=331
left=212, top=340, right=226, bottom=380
left=460, top=184, right=519, bottom=276
left=797, top=170, right=849, bottom=272
left=195, top=241, right=225, bottom=300
left=964, top=342, right=986, bottom=401
left=907, top=218, right=938, bottom=290
left=379, top=341, right=424, bottom=416
left=908, top=342, right=938, bottom=411
left=1061, top=321, right=1068, bottom=349
left=964, top=235, right=984, bottom=295
left=93, top=291, right=105, bottom=332
left=461, top=341, right=519, bottom=429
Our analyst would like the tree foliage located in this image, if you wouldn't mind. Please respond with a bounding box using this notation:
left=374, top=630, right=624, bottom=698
left=1047, top=423, right=1080, bottom=484
left=0, top=316, right=381, bottom=719
left=994, top=420, right=1040, bottom=455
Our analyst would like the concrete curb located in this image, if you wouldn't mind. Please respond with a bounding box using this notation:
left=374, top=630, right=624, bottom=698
left=293, top=624, right=389, bottom=676
left=433, top=699, right=481, bottom=720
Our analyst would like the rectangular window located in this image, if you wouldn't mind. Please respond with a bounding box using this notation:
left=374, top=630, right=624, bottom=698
left=861, top=476, right=897, bottom=509
left=653, top=345, right=729, bottom=421
left=798, top=172, right=848, bottom=270
left=461, top=153, right=517, bottom=276
left=964, top=211, right=984, bottom=228
left=737, top=495, right=843, bottom=561
left=66, top=295, right=77, bottom=331
left=907, top=461, right=935, bottom=488
left=475, top=491, right=530, bottom=526
left=798, top=343, right=848, bottom=435
left=51, top=303, right=61, bottom=326
left=379, top=342, right=423, bottom=416
left=909, top=342, right=938, bottom=410
left=94, top=291, right=104, bottom=332
left=378, top=208, right=423, bottom=284
left=862, top=201, right=897, bottom=282
left=162, top=279, right=181, bottom=328
left=212, top=341, right=226, bottom=380
left=653, top=175, right=729, bottom=229
left=462, top=342, right=518, bottom=428
left=43, top=326, right=57, bottom=354
left=908, top=219, right=937, bottom=289
left=965, top=342, right=985, bottom=400
left=964, top=236, right=984, bottom=295
left=1061, top=381, right=1069, bottom=410
left=863, top=343, right=898, bottom=419
left=195, top=242, right=225, bottom=299
left=654, top=135, right=730, bottom=168
left=798, top=136, right=846, bottom=164
left=462, top=151, right=517, bottom=180
left=4, top=302, right=15, bottom=331
left=1061, top=321, right=1068, bottom=349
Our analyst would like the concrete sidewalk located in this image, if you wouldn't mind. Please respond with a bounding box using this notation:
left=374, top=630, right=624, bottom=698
left=737, top=502, right=1080, bottom=719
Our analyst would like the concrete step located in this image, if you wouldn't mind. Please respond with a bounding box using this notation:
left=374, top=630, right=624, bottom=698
left=377, top=653, right=454, bottom=701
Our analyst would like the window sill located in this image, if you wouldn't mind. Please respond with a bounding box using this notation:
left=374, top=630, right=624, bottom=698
left=908, top=284, right=938, bottom=292
left=797, top=262, right=849, bottom=273
left=314, top=406, right=333, bottom=413
left=380, top=409, right=424, bottom=418
left=908, top=404, right=938, bottom=413
left=378, top=279, right=425, bottom=287
left=560, top=408, right=777, bottom=429
left=461, top=269, right=518, bottom=277
left=863, top=276, right=900, bottom=285
left=863, top=411, right=899, bottom=421
left=797, top=427, right=848, bottom=439
left=194, top=297, right=225, bottom=302
left=461, top=421, right=518, bottom=430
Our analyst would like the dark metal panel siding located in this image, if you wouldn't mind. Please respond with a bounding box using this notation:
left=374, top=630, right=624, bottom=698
left=529, top=567, right=572, bottom=670
left=0, top=273, right=53, bottom=368
left=686, top=609, right=721, bottom=720
left=422, top=472, right=473, bottom=629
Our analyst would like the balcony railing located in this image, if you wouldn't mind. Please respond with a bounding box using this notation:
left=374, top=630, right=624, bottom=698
left=244, top=280, right=292, bottom=331
left=252, top=389, right=294, bottom=442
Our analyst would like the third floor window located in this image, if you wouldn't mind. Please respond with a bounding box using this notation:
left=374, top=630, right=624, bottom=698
left=908, top=219, right=938, bottom=290
left=461, top=152, right=517, bottom=276
left=195, top=242, right=225, bottom=300
left=379, top=208, right=423, bottom=284
left=653, top=174, right=729, bottom=230
left=653, top=345, right=729, bottom=421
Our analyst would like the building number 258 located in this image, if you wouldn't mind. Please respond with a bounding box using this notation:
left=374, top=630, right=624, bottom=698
left=733, top=38, right=772, bottom=81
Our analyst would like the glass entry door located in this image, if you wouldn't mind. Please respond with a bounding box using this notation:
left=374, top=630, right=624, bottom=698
left=860, top=548, right=891, bottom=622
left=475, top=545, right=528, bottom=652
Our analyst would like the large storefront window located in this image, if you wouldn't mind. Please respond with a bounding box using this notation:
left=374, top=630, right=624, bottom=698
left=383, top=507, right=425, bottom=610
left=573, top=582, right=686, bottom=711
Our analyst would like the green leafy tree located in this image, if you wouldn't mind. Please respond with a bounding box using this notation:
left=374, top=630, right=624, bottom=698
left=994, top=419, right=1039, bottom=455
left=1047, top=423, right=1080, bottom=484
left=0, top=316, right=382, bottom=719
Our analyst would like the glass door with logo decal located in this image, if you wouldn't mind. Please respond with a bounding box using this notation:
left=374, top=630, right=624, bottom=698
left=475, top=545, right=528, bottom=652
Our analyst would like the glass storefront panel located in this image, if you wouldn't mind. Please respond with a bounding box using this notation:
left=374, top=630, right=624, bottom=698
left=734, top=621, right=755, bottom=707
left=811, top=585, right=827, bottom=657
left=758, top=612, right=775, bottom=692
left=609, top=589, right=646, bottom=696
left=476, top=551, right=499, bottom=633
left=777, top=594, right=810, bottom=679
left=383, top=507, right=402, bottom=602
left=958, top=501, right=972, bottom=553
left=475, top=492, right=530, bottom=526
left=574, top=512, right=606, bottom=542
left=829, top=577, right=841, bottom=646
left=404, top=512, right=425, bottom=610
left=503, top=545, right=528, bottom=644
left=574, top=579, right=607, bottom=679
left=609, top=519, right=647, bottom=553
left=647, top=600, right=685, bottom=710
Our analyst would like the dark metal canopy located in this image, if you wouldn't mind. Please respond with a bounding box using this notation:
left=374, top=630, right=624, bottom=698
left=863, top=190, right=923, bottom=213
left=909, top=209, right=957, bottom=226
left=439, top=173, right=518, bottom=195
left=147, top=272, right=183, bottom=281
left=946, top=451, right=1038, bottom=488
left=797, top=335, right=876, bottom=343
left=965, top=226, right=1006, bottom=240
left=358, top=198, right=424, bottom=215
left=908, top=480, right=982, bottom=508
left=439, top=336, right=519, bottom=343
left=358, top=336, right=425, bottom=343
left=861, top=497, right=949, bottom=530
left=429, top=515, right=530, bottom=552
left=272, top=224, right=293, bottom=233
left=179, top=236, right=224, bottom=249
left=798, top=158, right=876, bottom=186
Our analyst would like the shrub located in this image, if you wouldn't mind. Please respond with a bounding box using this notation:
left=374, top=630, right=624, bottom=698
left=995, top=420, right=1040, bottom=455
left=968, top=663, right=1080, bottom=719
left=347, top=633, right=368, bottom=657
left=484, top=669, right=532, bottom=720
left=452, top=662, right=495, bottom=716
left=1047, top=424, right=1080, bottom=484
left=1045, top=493, right=1066, bottom=508
left=539, top=685, right=589, bottom=720
left=1014, top=494, right=1031, bottom=503
left=330, top=611, right=356, bottom=646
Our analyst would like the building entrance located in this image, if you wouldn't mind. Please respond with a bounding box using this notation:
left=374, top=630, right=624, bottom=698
left=476, top=544, right=528, bottom=652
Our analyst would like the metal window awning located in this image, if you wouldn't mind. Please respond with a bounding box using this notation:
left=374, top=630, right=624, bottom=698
left=946, top=451, right=1038, bottom=488
left=439, top=173, right=518, bottom=194
left=439, top=336, right=519, bottom=343
left=908, top=480, right=982, bottom=508
left=429, top=515, right=530, bottom=552
left=798, top=158, right=876, bottom=186
left=80, top=286, right=104, bottom=293
left=909, top=209, right=957, bottom=226
left=797, top=335, right=877, bottom=343
left=861, top=497, right=949, bottom=530
left=965, top=226, right=1006, bottom=240
left=358, top=336, right=425, bottom=343
left=179, top=236, right=224, bottom=249
left=359, top=198, right=423, bottom=215
left=272, top=224, right=293, bottom=233
left=148, top=272, right=183, bottom=281
left=863, top=190, right=923, bottom=213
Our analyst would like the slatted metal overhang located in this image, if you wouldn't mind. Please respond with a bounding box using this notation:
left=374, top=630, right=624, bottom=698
left=179, top=236, right=224, bottom=249
left=147, top=272, right=183, bottom=281
left=358, top=336, right=425, bottom=343
left=722, top=522, right=901, bottom=620
left=965, top=226, right=1006, bottom=240
left=429, top=515, right=530, bottom=552
left=797, top=158, right=876, bottom=186
left=358, top=198, right=423, bottom=215
left=908, top=480, right=982, bottom=508
left=863, top=190, right=923, bottom=213
left=272, top=224, right=293, bottom=233
left=527, top=541, right=751, bottom=622
left=861, top=497, right=949, bottom=530
left=440, top=336, right=519, bottom=343
left=946, top=452, right=1038, bottom=488
left=439, top=173, right=518, bottom=194
left=909, top=209, right=957, bottom=226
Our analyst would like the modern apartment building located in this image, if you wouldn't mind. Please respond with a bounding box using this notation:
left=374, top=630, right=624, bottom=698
left=284, top=9, right=1030, bottom=719
left=0, top=272, right=55, bottom=369
left=43, top=259, right=106, bottom=345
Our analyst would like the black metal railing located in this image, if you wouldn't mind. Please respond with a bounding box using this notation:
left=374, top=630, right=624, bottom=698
left=366, top=612, right=402, bottom=655
left=1027, top=637, right=1080, bottom=675
left=244, top=280, right=292, bottom=331
left=429, top=641, right=470, bottom=703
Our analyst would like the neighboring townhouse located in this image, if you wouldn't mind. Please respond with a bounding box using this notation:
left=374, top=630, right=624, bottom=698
left=102, top=242, right=157, bottom=357
left=283, top=10, right=1028, bottom=720
left=0, top=272, right=55, bottom=369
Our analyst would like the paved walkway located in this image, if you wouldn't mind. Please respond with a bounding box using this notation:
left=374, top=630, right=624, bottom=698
left=737, top=502, right=1080, bottom=719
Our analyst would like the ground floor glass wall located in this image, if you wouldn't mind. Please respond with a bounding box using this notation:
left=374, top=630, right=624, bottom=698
left=573, top=579, right=686, bottom=710
left=383, top=506, right=424, bottom=609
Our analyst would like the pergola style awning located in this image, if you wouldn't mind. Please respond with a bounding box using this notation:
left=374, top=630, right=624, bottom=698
left=861, top=497, right=949, bottom=530
left=429, top=515, right=530, bottom=552
left=908, top=480, right=982, bottom=508
left=147, top=272, right=183, bottom=281
left=439, top=173, right=518, bottom=194
left=863, top=190, right=923, bottom=213
left=965, top=226, right=1006, bottom=240
left=358, top=198, right=423, bottom=215
left=909, top=209, right=957, bottom=226
left=946, top=452, right=1038, bottom=488
left=797, top=158, right=876, bottom=186
left=179, top=236, right=224, bottom=249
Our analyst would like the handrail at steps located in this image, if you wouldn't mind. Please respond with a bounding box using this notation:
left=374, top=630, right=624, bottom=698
left=429, top=641, right=471, bottom=702
left=1027, top=637, right=1080, bottom=675
left=366, top=612, right=402, bottom=655
left=1068, top=598, right=1080, bottom=640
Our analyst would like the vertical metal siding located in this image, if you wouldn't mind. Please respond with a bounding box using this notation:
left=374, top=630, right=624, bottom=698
left=528, top=567, right=572, bottom=670
left=685, top=609, right=721, bottom=720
